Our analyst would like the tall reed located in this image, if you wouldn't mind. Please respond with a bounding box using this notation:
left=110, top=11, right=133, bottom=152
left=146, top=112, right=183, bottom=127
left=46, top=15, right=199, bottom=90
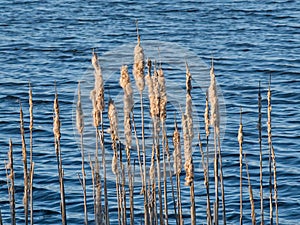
left=183, top=62, right=195, bottom=225
left=20, top=102, right=29, bottom=225
left=258, top=81, right=264, bottom=225
left=91, top=51, right=105, bottom=224
left=267, top=76, right=278, bottom=225
left=76, top=82, right=88, bottom=225
left=204, top=91, right=212, bottom=225
left=238, top=108, right=243, bottom=225
left=28, top=82, right=34, bottom=225
left=245, top=154, right=256, bottom=225
left=172, top=120, right=182, bottom=225
left=6, top=139, right=16, bottom=225
left=53, top=87, right=67, bottom=225
left=120, top=65, right=134, bottom=225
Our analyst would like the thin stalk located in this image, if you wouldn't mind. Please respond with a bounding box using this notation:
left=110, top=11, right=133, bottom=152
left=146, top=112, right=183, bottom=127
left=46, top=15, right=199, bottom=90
left=53, top=89, right=67, bottom=225
left=6, top=139, right=16, bottom=225
left=162, top=122, right=168, bottom=225
left=20, top=102, right=29, bottom=225
left=245, top=154, right=256, bottom=225
left=238, top=108, right=243, bottom=225
left=199, top=133, right=212, bottom=225
left=267, top=76, right=273, bottom=225
left=29, top=82, right=34, bottom=225
left=218, top=134, right=226, bottom=225
left=258, top=81, right=264, bottom=225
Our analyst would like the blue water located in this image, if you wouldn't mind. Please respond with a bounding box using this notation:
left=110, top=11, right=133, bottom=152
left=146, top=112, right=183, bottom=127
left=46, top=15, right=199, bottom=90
left=0, top=0, right=299, bottom=224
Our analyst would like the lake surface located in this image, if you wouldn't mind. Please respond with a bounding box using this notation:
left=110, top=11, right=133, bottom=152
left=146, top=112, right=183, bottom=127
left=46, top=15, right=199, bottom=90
left=0, top=0, right=299, bottom=224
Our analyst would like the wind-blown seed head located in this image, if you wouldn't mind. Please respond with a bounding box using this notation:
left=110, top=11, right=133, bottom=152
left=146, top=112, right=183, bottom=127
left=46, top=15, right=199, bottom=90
left=53, top=92, right=61, bottom=140
left=204, top=91, right=210, bottom=137
left=158, top=67, right=167, bottom=121
left=172, top=122, right=182, bottom=175
left=120, top=65, right=133, bottom=148
left=238, top=122, right=243, bottom=145
left=182, top=114, right=193, bottom=186
left=208, top=59, right=220, bottom=133
left=108, top=99, right=119, bottom=150
left=90, top=51, right=104, bottom=127
left=112, top=153, right=118, bottom=175
left=76, top=82, right=84, bottom=134
left=133, top=36, right=145, bottom=93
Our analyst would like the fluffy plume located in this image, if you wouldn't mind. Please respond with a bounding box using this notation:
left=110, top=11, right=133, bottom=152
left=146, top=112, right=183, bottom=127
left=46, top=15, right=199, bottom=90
left=90, top=51, right=104, bottom=127
left=120, top=65, right=133, bottom=148
left=172, top=122, right=182, bottom=175
left=208, top=60, right=220, bottom=134
left=133, top=36, right=145, bottom=93
left=204, top=91, right=210, bottom=137
left=158, top=67, right=167, bottom=121
left=108, top=99, right=119, bottom=150
left=53, top=92, right=61, bottom=140
left=76, top=82, right=84, bottom=134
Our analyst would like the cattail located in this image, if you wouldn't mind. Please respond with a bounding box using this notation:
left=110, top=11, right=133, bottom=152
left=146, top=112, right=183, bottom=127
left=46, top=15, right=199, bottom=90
left=204, top=91, right=210, bottom=138
left=90, top=51, right=104, bottom=127
left=112, top=153, right=118, bottom=175
left=173, top=123, right=182, bottom=175
left=133, top=35, right=145, bottom=93
left=53, top=92, right=61, bottom=140
left=76, top=82, right=84, bottom=134
left=208, top=60, right=220, bottom=134
left=6, top=139, right=16, bottom=225
left=20, top=102, right=29, bottom=225
left=108, top=99, right=119, bottom=147
left=120, top=65, right=133, bottom=148
left=158, top=67, right=167, bottom=122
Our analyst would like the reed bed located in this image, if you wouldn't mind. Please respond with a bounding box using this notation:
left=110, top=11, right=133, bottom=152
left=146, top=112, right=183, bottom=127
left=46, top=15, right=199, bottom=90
left=1, top=33, right=280, bottom=225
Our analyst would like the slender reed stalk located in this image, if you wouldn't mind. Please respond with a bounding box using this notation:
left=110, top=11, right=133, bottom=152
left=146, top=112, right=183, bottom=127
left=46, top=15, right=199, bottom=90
left=133, top=21, right=148, bottom=225
left=53, top=87, right=67, bottom=225
left=258, top=81, right=264, bottom=225
left=267, top=77, right=273, bottom=225
left=76, top=82, right=88, bottom=225
left=208, top=59, right=219, bottom=225
left=158, top=66, right=168, bottom=224
left=108, top=99, right=122, bottom=224
left=20, top=102, right=29, bottom=225
left=238, top=108, right=243, bottom=225
left=184, top=62, right=195, bottom=225
left=6, top=139, right=16, bottom=225
left=91, top=51, right=105, bottom=224
left=28, top=82, right=34, bottom=225
left=120, top=65, right=134, bottom=225
left=244, top=154, right=256, bottom=225
left=267, top=76, right=278, bottom=225
left=204, top=91, right=212, bottom=225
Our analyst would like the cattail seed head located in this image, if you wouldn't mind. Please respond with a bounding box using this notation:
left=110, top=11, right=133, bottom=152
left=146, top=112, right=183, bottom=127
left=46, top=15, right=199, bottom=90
left=53, top=93, right=61, bottom=140
left=76, top=82, right=84, bottom=134
left=133, top=36, right=145, bottom=93
left=172, top=122, right=182, bottom=175
left=158, top=67, right=167, bottom=121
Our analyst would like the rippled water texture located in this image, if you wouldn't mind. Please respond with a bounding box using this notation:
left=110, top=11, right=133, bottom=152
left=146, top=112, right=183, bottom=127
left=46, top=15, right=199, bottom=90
left=0, top=0, right=299, bottom=224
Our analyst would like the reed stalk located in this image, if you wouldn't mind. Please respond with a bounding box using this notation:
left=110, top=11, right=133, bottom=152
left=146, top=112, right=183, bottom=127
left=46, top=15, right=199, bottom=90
left=76, top=82, right=88, bottom=225
left=183, top=62, right=195, bottom=225
left=238, top=108, right=243, bottom=225
left=91, top=51, right=105, bottom=224
left=20, top=102, right=29, bottom=225
left=258, top=81, right=264, bottom=225
left=244, top=154, right=256, bottom=225
left=172, top=120, right=182, bottom=225
left=28, top=82, right=34, bottom=225
left=53, top=87, right=67, bottom=225
left=204, top=91, right=212, bottom=225
left=133, top=21, right=148, bottom=225
left=209, top=60, right=219, bottom=225
left=120, top=65, right=134, bottom=225
left=267, top=76, right=278, bottom=225
left=158, top=66, right=168, bottom=224
left=6, top=139, right=16, bottom=225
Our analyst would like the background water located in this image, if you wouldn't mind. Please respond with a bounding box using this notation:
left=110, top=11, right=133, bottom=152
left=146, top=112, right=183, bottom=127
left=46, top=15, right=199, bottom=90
left=0, top=0, right=299, bottom=224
